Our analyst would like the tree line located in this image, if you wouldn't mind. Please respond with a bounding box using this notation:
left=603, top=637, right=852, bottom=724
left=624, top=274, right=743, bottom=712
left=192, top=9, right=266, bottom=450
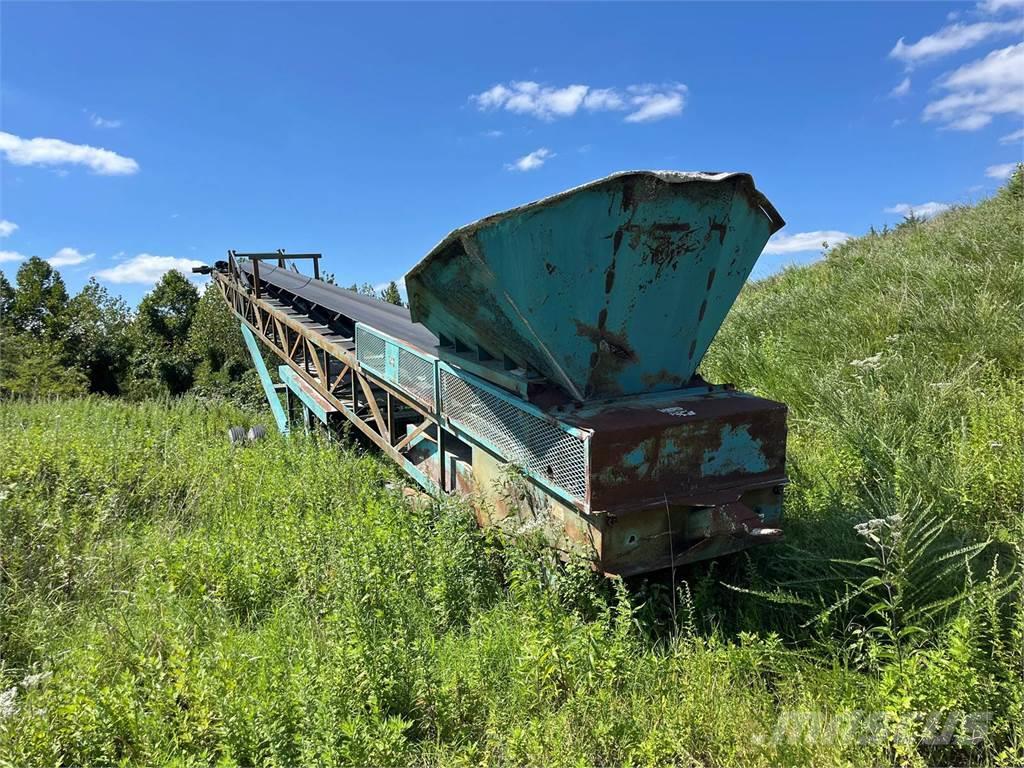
left=0, top=258, right=405, bottom=403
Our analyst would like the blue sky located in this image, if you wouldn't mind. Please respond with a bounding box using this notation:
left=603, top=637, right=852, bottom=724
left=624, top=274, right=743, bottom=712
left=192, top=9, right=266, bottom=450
left=1, top=1, right=1021, bottom=305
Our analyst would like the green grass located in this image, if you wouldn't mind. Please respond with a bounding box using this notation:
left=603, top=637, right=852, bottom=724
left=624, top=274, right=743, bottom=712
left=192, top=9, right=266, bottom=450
left=703, top=176, right=1023, bottom=546
left=1, top=176, right=1022, bottom=767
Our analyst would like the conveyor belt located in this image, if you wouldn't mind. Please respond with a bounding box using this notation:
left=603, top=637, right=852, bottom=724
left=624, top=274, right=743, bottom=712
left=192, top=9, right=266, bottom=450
left=239, top=261, right=439, bottom=354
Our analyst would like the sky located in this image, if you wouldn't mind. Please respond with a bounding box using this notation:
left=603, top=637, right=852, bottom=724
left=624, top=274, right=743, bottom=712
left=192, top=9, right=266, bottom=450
left=1, top=1, right=1022, bottom=305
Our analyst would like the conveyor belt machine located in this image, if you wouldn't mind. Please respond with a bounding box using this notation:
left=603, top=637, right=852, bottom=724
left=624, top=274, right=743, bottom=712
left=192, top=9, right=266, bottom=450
left=197, top=171, right=788, bottom=575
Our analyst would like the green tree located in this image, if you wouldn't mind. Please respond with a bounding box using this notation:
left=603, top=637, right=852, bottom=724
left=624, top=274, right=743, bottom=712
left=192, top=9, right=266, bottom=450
left=10, top=257, right=69, bottom=339
left=346, top=282, right=377, bottom=298
left=188, top=284, right=245, bottom=373
left=0, top=271, right=14, bottom=324
left=0, top=261, right=90, bottom=398
left=380, top=280, right=404, bottom=307
left=135, top=270, right=199, bottom=344
left=127, top=270, right=200, bottom=396
left=0, top=336, right=88, bottom=398
left=0, top=271, right=20, bottom=392
left=62, top=279, right=133, bottom=395
left=187, top=283, right=262, bottom=406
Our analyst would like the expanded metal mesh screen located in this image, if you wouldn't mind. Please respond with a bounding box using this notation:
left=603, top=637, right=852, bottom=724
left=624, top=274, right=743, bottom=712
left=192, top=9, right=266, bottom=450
left=440, top=369, right=587, bottom=501
left=356, top=325, right=385, bottom=374
left=357, top=326, right=436, bottom=409
left=397, top=347, right=435, bottom=410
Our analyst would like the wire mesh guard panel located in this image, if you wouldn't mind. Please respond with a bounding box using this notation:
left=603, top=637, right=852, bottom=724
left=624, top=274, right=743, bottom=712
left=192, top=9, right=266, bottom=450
left=356, top=325, right=385, bottom=374
left=440, top=369, right=587, bottom=501
left=397, top=347, right=435, bottom=410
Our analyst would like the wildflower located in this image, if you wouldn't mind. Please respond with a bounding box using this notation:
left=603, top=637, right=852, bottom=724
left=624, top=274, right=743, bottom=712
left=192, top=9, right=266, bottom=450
left=850, top=352, right=883, bottom=370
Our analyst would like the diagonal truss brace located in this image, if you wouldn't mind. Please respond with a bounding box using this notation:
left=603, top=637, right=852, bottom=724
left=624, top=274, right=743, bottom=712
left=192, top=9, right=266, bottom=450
left=240, top=323, right=290, bottom=435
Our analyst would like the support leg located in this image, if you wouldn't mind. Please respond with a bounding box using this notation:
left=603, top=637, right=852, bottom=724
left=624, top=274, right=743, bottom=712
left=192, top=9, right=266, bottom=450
left=240, top=323, right=289, bottom=435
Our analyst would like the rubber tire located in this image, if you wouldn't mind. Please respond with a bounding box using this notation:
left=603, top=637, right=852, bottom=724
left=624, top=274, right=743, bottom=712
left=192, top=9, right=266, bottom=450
left=227, top=426, right=247, bottom=445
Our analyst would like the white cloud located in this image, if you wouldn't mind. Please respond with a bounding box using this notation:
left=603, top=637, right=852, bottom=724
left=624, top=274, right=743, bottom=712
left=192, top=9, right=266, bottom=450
left=482, top=129, right=504, bottom=138
left=583, top=88, right=625, bottom=111
left=0, top=250, right=25, bottom=263
left=624, top=84, right=688, bottom=123
left=889, top=77, right=911, bottom=98
left=979, top=0, right=1024, bottom=12
left=89, top=113, right=122, bottom=129
left=474, top=84, right=512, bottom=110
left=474, top=81, right=587, bottom=120
left=472, top=81, right=688, bottom=123
left=999, top=127, right=1024, bottom=143
left=986, top=162, right=1019, bottom=179
left=95, top=253, right=204, bottom=284
left=763, top=230, right=852, bottom=255
left=0, top=131, right=139, bottom=175
left=47, top=247, right=94, bottom=267
left=505, top=147, right=554, bottom=172
left=923, top=43, right=1024, bottom=131
left=0, top=219, right=17, bottom=238
left=890, top=18, right=1024, bottom=65
left=884, top=201, right=952, bottom=219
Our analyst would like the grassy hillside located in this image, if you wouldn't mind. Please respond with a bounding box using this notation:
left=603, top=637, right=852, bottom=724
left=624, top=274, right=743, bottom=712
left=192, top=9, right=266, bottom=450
left=1, top=176, right=1021, bottom=766
left=704, top=173, right=1023, bottom=548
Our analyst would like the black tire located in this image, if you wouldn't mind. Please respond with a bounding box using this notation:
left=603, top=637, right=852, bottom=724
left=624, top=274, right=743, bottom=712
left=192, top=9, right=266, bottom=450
left=227, top=426, right=247, bottom=445
left=247, top=425, right=268, bottom=442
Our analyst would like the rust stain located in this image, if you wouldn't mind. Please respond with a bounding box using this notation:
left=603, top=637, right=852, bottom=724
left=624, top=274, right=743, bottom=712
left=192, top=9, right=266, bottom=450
left=604, top=258, right=616, bottom=294
left=640, top=369, right=687, bottom=389
left=621, top=179, right=636, bottom=212
left=617, top=222, right=700, bottom=280
left=708, top=217, right=728, bottom=245
left=574, top=319, right=637, bottom=362
left=576, top=318, right=638, bottom=398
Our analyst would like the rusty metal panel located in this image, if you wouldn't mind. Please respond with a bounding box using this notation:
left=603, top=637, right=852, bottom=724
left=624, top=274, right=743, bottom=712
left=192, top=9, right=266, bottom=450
left=574, top=388, right=788, bottom=515
left=406, top=171, right=783, bottom=401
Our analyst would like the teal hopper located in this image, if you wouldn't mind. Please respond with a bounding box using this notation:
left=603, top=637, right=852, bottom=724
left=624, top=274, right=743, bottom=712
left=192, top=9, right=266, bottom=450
left=406, top=171, right=784, bottom=402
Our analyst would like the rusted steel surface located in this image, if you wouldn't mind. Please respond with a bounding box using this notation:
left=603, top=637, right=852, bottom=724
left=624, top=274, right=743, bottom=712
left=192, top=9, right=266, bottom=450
left=569, top=388, right=788, bottom=515
left=599, top=493, right=783, bottom=577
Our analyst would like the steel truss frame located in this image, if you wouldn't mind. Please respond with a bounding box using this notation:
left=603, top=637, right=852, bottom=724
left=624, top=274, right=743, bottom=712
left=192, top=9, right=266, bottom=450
left=214, top=271, right=445, bottom=492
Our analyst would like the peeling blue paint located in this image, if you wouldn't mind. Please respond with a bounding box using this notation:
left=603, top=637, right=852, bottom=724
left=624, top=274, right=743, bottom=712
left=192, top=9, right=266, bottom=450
left=623, top=445, right=647, bottom=469
left=703, top=425, right=769, bottom=476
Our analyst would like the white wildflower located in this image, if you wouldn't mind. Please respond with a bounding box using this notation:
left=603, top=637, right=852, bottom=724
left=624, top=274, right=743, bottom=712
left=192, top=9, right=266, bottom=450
left=850, top=352, right=884, bottom=370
